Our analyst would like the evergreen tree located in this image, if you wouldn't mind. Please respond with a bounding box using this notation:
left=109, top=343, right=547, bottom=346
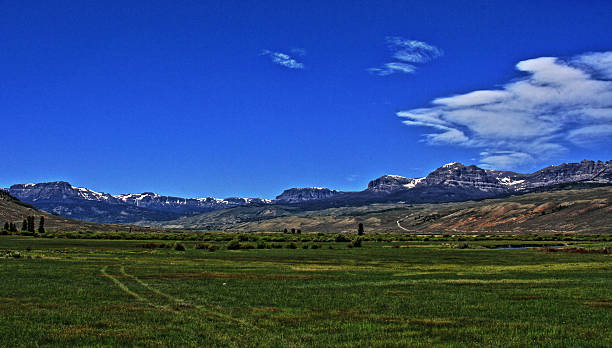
left=358, top=223, right=364, bottom=236
left=283, top=228, right=288, bottom=234
left=22, top=219, right=28, bottom=231
left=297, top=229, right=301, bottom=234
left=27, top=216, right=35, bottom=232
left=291, top=228, right=296, bottom=234
left=10, top=222, right=17, bottom=232
left=3, top=222, right=8, bottom=231
left=38, top=216, right=45, bottom=234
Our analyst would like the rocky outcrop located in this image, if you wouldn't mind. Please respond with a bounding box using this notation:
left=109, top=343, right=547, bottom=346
left=8, top=181, right=119, bottom=204
left=367, top=175, right=424, bottom=192
left=274, top=187, right=341, bottom=204
left=421, top=163, right=509, bottom=193
left=521, top=160, right=612, bottom=189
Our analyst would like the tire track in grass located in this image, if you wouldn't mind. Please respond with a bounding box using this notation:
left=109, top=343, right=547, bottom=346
left=115, top=265, right=256, bottom=328
left=101, top=266, right=176, bottom=313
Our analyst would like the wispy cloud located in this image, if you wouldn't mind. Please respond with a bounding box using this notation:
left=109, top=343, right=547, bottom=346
left=290, top=48, right=307, bottom=57
left=398, top=51, right=612, bottom=169
left=369, top=37, right=443, bottom=76
left=261, top=49, right=305, bottom=69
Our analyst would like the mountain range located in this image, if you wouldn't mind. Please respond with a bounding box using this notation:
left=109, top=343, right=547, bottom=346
left=4, top=160, right=612, bottom=224
left=5, top=181, right=269, bottom=223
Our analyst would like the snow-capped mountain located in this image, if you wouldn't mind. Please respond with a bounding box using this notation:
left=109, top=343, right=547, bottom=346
left=113, top=192, right=270, bottom=213
left=6, top=160, right=611, bottom=224
left=275, top=160, right=612, bottom=206
left=366, top=175, right=424, bottom=193
left=7, top=182, right=270, bottom=223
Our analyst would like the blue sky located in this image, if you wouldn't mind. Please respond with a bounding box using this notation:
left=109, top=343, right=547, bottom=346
left=2, top=1, right=612, bottom=199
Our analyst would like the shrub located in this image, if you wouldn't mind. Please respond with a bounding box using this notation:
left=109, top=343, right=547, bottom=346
left=257, top=241, right=267, bottom=249
left=352, top=238, right=363, bottom=248
left=286, top=242, right=298, bottom=249
left=311, top=244, right=321, bottom=249
left=194, top=243, right=211, bottom=250
left=227, top=239, right=241, bottom=250
left=174, top=242, right=186, bottom=251
left=140, top=242, right=161, bottom=249
left=271, top=243, right=283, bottom=249
left=328, top=245, right=334, bottom=249
left=335, top=234, right=351, bottom=243
left=302, top=244, right=309, bottom=249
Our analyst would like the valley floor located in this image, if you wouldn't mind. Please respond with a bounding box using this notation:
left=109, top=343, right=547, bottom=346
left=1, top=235, right=611, bottom=347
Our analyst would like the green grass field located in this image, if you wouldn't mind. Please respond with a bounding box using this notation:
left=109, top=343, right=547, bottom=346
left=1, top=235, right=611, bottom=347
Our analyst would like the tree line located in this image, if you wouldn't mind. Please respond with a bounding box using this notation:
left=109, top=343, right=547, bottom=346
left=2, top=216, right=45, bottom=234
left=282, top=223, right=365, bottom=235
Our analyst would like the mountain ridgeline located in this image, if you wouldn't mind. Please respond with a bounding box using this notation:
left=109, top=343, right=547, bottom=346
left=6, top=181, right=270, bottom=223
left=5, top=160, right=612, bottom=224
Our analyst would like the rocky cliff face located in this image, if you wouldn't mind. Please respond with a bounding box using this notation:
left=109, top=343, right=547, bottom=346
left=520, top=160, right=612, bottom=189
left=273, top=160, right=612, bottom=206
left=274, top=187, right=341, bottom=203
left=8, top=181, right=119, bottom=204
left=114, top=192, right=270, bottom=213
left=367, top=175, right=424, bottom=193
left=421, top=163, right=509, bottom=193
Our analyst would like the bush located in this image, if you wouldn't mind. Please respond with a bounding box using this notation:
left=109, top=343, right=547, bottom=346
left=311, top=244, right=321, bottom=249
left=194, top=243, right=211, bottom=250
left=139, top=242, right=172, bottom=249
left=335, top=234, right=351, bottom=243
left=286, top=242, right=298, bottom=249
left=271, top=243, right=283, bottom=249
left=351, top=238, right=363, bottom=248
left=174, top=242, right=186, bottom=251
left=227, top=239, right=241, bottom=250
left=257, top=241, right=267, bottom=249
left=302, top=244, right=309, bottom=249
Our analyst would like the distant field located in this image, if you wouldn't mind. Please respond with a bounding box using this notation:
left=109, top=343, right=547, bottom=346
left=1, top=235, right=611, bottom=347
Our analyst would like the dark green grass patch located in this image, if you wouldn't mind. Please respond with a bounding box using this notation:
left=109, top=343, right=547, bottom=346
left=0, top=235, right=610, bottom=347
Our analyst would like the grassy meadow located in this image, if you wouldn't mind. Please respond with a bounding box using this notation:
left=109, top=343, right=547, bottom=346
left=1, top=234, right=611, bottom=347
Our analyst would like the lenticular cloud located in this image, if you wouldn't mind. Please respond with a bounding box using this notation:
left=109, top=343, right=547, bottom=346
left=398, top=52, right=612, bottom=169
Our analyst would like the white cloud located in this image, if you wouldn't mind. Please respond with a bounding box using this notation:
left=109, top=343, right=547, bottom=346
left=368, top=62, right=416, bottom=76
left=261, top=49, right=304, bottom=69
left=369, top=37, right=443, bottom=75
left=398, top=51, right=612, bottom=169
left=290, top=48, right=307, bottom=57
